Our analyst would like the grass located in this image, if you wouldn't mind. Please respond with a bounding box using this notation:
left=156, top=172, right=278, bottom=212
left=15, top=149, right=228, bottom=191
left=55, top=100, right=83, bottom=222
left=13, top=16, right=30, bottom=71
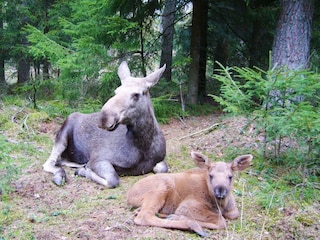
left=0, top=97, right=319, bottom=239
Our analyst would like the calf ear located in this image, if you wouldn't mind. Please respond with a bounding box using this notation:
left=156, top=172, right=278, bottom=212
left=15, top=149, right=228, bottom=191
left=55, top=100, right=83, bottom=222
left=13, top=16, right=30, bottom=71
left=231, top=154, right=253, bottom=172
left=191, top=151, right=210, bottom=169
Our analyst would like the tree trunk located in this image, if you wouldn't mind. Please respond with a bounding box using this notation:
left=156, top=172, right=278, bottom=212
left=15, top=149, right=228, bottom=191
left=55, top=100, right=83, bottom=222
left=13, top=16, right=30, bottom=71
left=17, top=0, right=31, bottom=84
left=198, top=0, right=208, bottom=103
left=160, top=0, right=176, bottom=81
left=272, top=0, right=314, bottom=69
left=17, top=57, right=30, bottom=84
left=188, top=0, right=208, bottom=104
left=43, top=58, right=50, bottom=80
left=0, top=7, right=6, bottom=90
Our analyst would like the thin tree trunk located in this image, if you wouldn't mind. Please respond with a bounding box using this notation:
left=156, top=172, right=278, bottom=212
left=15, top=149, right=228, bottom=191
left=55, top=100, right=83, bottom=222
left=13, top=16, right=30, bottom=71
left=160, top=0, right=176, bottom=81
left=272, top=0, right=314, bottom=70
left=17, top=57, right=30, bottom=84
left=188, top=0, right=207, bottom=104
left=0, top=7, right=6, bottom=90
left=17, top=0, right=31, bottom=84
left=198, top=0, right=208, bottom=103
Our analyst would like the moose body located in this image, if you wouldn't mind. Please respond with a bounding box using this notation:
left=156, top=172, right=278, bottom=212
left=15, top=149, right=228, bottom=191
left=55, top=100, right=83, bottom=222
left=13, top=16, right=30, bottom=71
left=127, top=151, right=253, bottom=236
left=43, top=61, right=168, bottom=187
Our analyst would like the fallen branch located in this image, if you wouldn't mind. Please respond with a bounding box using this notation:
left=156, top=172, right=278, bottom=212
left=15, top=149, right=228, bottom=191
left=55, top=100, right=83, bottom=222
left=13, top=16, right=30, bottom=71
left=179, top=122, right=221, bottom=140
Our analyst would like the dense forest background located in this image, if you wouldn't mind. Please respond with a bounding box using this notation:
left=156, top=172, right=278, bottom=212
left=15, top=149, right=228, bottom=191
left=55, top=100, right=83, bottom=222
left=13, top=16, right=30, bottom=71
left=0, top=0, right=319, bottom=105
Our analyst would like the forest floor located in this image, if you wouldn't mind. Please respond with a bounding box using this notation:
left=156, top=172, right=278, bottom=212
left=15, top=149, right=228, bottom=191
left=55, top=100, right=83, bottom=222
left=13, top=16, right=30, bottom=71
left=0, top=109, right=319, bottom=239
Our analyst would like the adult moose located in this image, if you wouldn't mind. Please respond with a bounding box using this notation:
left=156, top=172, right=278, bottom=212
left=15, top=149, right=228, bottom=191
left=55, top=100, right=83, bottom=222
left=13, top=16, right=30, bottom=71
left=43, top=61, right=168, bottom=187
left=127, top=151, right=253, bottom=237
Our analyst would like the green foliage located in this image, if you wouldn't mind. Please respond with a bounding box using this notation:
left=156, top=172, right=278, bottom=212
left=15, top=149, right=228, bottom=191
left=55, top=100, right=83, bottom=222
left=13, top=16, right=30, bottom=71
left=22, top=0, right=166, bottom=105
left=152, top=96, right=186, bottom=124
left=0, top=136, right=18, bottom=201
left=211, top=62, right=320, bottom=188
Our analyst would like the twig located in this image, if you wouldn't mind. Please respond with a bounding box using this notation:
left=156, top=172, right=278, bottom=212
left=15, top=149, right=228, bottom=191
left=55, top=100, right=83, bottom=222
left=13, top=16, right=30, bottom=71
left=240, top=181, right=245, bottom=229
left=104, top=213, right=135, bottom=232
left=259, top=189, right=276, bottom=240
left=11, top=107, right=26, bottom=123
left=178, top=116, right=188, bottom=128
left=22, top=114, right=29, bottom=131
left=179, top=122, right=222, bottom=140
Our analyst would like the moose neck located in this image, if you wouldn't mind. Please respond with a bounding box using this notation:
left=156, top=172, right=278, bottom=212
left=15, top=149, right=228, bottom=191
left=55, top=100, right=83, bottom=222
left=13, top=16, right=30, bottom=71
left=126, top=105, right=159, bottom=150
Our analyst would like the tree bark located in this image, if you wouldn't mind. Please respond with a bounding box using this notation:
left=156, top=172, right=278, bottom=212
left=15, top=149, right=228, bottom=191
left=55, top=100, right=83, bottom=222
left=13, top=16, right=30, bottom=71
left=188, top=0, right=208, bottom=104
left=160, top=0, right=176, bottom=81
left=17, top=57, right=30, bottom=84
left=198, top=0, right=208, bottom=103
left=0, top=6, right=6, bottom=90
left=272, top=0, right=314, bottom=70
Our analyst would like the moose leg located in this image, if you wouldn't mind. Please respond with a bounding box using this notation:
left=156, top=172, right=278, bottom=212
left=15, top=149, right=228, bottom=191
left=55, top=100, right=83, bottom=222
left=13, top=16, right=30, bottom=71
left=43, top=143, right=67, bottom=186
left=75, top=160, right=119, bottom=188
left=152, top=160, right=168, bottom=173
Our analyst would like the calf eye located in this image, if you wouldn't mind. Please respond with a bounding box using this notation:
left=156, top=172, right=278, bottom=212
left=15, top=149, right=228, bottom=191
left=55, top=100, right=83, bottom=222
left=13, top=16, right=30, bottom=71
left=228, top=176, right=233, bottom=181
left=209, top=174, right=214, bottom=181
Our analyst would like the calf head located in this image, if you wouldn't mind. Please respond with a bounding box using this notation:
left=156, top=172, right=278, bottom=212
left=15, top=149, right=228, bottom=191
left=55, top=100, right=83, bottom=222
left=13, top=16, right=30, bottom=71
left=191, top=151, right=252, bottom=200
left=99, top=61, right=166, bottom=130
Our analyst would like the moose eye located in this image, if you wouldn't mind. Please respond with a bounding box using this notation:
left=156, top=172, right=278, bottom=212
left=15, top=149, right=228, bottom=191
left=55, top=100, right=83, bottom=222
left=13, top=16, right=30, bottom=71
left=228, top=175, right=233, bottom=181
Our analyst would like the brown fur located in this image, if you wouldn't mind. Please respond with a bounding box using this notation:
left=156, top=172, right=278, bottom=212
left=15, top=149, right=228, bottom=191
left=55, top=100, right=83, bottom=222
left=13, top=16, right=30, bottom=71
left=127, top=151, right=253, bottom=236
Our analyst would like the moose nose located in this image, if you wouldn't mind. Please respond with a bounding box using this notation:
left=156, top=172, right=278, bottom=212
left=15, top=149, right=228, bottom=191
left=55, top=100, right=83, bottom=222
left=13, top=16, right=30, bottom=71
left=99, top=112, right=119, bottom=131
left=214, top=186, right=228, bottom=199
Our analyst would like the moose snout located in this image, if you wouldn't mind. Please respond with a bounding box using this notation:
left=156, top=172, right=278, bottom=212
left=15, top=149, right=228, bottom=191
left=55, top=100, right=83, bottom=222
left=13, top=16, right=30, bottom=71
left=214, top=186, right=228, bottom=199
left=99, top=112, right=119, bottom=131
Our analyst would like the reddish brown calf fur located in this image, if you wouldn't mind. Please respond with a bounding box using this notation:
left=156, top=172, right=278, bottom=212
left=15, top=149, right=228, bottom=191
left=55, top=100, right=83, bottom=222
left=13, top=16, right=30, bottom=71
left=127, top=151, right=253, bottom=236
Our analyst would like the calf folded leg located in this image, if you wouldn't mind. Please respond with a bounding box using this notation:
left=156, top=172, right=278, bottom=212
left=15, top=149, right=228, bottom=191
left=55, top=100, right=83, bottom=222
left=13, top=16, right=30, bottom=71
left=130, top=192, right=208, bottom=237
left=173, top=198, right=227, bottom=230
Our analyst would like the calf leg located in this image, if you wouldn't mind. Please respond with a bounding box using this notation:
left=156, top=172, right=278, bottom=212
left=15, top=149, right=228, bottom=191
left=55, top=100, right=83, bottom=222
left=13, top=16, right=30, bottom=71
left=223, top=207, right=239, bottom=220
left=75, top=160, right=119, bottom=188
left=222, top=195, right=240, bottom=220
left=173, top=198, right=227, bottom=230
left=129, top=188, right=208, bottom=237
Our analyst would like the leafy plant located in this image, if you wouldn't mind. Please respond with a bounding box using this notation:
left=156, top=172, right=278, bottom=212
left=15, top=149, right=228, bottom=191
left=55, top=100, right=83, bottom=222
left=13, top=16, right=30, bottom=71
left=210, top=62, right=320, bottom=191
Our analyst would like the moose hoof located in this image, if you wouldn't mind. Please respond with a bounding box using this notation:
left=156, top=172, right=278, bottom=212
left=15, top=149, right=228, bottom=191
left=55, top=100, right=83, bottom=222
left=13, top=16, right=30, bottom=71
left=153, top=161, right=168, bottom=173
left=53, top=168, right=66, bottom=186
left=74, top=167, right=86, bottom=177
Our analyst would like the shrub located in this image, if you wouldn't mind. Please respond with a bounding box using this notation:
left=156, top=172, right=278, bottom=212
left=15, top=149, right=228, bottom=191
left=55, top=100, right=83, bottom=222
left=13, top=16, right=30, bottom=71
left=210, top=62, right=320, bottom=180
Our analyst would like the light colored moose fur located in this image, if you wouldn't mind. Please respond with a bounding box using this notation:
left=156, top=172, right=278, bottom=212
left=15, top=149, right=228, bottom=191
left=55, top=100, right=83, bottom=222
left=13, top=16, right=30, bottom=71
left=43, top=61, right=168, bottom=187
left=127, top=151, right=253, bottom=237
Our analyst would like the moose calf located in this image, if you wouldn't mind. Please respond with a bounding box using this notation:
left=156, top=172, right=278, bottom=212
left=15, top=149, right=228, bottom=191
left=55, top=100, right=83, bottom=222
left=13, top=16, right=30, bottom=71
left=127, top=151, right=253, bottom=236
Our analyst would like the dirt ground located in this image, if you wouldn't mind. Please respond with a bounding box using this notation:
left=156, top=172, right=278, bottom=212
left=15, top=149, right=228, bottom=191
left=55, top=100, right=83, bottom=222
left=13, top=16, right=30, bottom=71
left=3, top=114, right=320, bottom=239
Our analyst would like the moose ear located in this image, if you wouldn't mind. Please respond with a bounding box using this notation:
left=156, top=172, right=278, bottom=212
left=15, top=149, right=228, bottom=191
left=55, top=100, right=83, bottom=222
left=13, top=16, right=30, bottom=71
left=231, top=154, right=253, bottom=172
left=118, top=61, right=131, bottom=82
left=144, top=64, right=166, bottom=88
left=191, top=151, right=210, bottom=169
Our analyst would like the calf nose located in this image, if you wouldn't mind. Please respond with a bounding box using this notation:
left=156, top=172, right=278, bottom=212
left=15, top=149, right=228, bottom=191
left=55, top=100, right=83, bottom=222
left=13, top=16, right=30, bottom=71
left=214, top=186, right=228, bottom=199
